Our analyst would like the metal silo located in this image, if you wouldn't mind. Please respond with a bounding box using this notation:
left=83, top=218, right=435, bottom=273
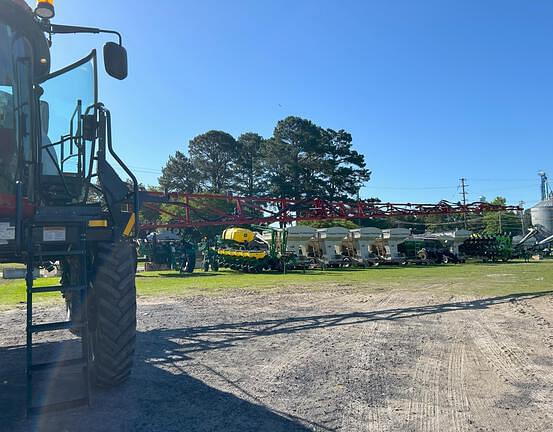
left=531, top=199, right=553, bottom=233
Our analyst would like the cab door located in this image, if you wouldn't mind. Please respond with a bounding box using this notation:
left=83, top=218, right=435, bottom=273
left=39, top=51, right=98, bottom=206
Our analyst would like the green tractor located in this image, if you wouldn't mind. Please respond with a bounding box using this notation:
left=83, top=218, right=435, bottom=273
left=138, top=231, right=197, bottom=273
left=0, top=0, right=138, bottom=414
left=198, top=237, right=220, bottom=272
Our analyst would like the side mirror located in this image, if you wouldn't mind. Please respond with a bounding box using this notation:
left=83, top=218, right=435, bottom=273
left=104, top=42, right=128, bottom=80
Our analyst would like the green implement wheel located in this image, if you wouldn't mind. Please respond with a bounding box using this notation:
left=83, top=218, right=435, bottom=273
left=180, top=253, right=196, bottom=273
left=211, top=260, right=219, bottom=272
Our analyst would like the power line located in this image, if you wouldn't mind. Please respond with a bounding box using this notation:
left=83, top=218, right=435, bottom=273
left=366, top=185, right=456, bottom=191
left=470, top=178, right=537, bottom=183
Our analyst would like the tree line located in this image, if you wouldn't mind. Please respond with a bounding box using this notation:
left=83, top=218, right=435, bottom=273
left=154, top=116, right=521, bottom=235
left=159, top=116, right=371, bottom=201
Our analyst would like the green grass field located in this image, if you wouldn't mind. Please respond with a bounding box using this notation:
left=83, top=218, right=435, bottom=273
left=0, top=260, right=551, bottom=311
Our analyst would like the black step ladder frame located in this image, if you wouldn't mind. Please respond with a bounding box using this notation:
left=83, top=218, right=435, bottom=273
left=25, top=221, right=92, bottom=416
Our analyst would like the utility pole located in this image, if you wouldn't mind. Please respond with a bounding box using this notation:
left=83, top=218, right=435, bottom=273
left=356, top=186, right=361, bottom=227
left=460, top=178, right=468, bottom=229
left=519, top=200, right=525, bottom=234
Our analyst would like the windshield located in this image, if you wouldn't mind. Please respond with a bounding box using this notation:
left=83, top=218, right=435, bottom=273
left=41, top=55, right=95, bottom=175
left=39, top=52, right=97, bottom=204
left=0, top=21, right=33, bottom=198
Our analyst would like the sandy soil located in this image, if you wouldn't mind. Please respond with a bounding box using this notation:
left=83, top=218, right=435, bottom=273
left=1, top=285, right=552, bottom=432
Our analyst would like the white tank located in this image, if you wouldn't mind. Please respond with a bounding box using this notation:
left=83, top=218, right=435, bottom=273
left=316, top=227, right=349, bottom=262
left=285, top=226, right=317, bottom=256
left=382, top=228, right=410, bottom=259
left=531, top=199, right=553, bottom=233
left=346, top=228, right=382, bottom=259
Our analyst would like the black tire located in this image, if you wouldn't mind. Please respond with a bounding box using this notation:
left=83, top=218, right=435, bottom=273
left=181, top=253, right=196, bottom=273
left=90, top=242, right=136, bottom=387
left=212, top=260, right=219, bottom=272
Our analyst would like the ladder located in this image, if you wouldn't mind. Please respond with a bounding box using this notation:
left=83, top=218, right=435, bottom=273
left=25, top=222, right=91, bottom=416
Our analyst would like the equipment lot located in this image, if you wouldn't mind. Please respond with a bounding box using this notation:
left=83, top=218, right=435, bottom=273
left=1, top=262, right=552, bottom=431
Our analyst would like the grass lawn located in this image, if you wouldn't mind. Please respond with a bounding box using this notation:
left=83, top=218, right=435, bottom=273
left=0, top=259, right=551, bottom=311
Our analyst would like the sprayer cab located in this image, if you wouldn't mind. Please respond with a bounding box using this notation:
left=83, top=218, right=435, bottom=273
left=0, top=0, right=137, bottom=253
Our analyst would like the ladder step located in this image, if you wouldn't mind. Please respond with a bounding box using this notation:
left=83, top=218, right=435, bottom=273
left=30, top=358, right=86, bottom=372
left=30, top=321, right=83, bottom=333
left=28, top=397, right=89, bottom=416
left=25, top=225, right=91, bottom=417
left=31, top=285, right=86, bottom=294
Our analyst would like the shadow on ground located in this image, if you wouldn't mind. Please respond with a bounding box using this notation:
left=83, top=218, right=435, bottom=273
left=0, top=339, right=314, bottom=432
left=0, top=289, right=551, bottom=431
left=147, top=290, right=553, bottom=356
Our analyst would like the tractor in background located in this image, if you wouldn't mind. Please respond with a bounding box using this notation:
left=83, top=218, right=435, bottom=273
left=138, top=230, right=197, bottom=273
left=398, top=238, right=461, bottom=264
left=198, top=236, right=220, bottom=272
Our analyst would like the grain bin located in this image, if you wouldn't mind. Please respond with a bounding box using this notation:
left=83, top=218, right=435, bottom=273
left=530, top=199, right=553, bottom=233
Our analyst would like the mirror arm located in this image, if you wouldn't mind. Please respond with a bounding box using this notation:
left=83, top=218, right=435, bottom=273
left=45, top=23, right=123, bottom=45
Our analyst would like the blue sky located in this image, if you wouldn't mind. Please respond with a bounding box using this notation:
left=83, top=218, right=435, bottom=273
left=35, top=0, right=553, bottom=208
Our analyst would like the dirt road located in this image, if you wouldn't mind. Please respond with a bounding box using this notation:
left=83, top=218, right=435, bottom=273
left=1, top=285, right=552, bottom=431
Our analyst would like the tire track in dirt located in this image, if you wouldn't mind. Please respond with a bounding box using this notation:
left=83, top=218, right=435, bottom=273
left=179, top=291, right=399, bottom=431
left=476, top=317, right=552, bottom=399
left=471, top=320, right=525, bottom=382
left=338, top=320, right=392, bottom=432
left=266, top=292, right=396, bottom=379
left=335, top=293, right=399, bottom=432
left=446, top=330, right=472, bottom=432
left=405, top=310, right=445, bottom=432
left=309, top=292, right=397, bottom=431
left=419, top=341, right=443, bottom=432
left=227, top=292, right=397, bottom=431
left=504, top=298, right=553, bottom=408
left=406, top=299, right=476, bottom=432
left=261, top=292, right=394, bottom=386
left=469, top=316, right=551, bottom=431
left=266, top=292, right=397, bottom=431
left=462, top=343, right=518, bottom=432
left=509, top=298, right=553, bottom=349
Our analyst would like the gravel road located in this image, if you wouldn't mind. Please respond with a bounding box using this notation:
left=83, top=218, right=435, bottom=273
left=1, top=285, right=552, bottom=431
